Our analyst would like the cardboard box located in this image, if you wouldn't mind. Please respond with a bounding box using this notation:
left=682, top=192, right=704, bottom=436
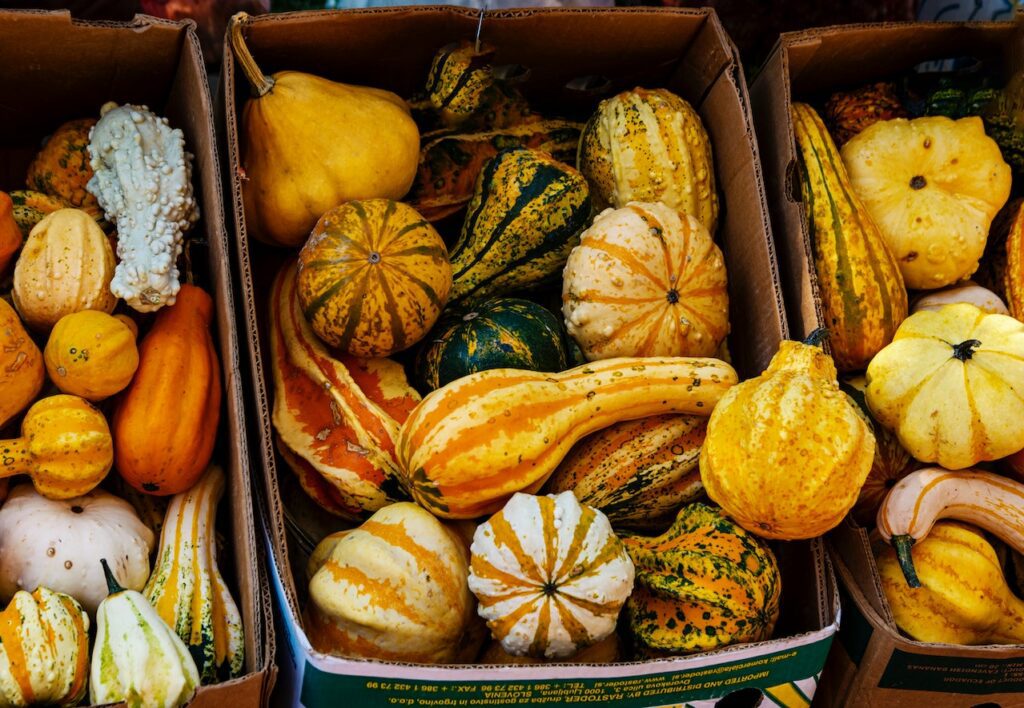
left=750, top=18, right=1024, bottom=707
left=221, top=7, right=838, bottom=707
left=0, top=10, right=275, bottom=706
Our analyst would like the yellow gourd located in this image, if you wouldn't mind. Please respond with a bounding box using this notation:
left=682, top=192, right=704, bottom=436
left=44, top=310, right=139, bottom=401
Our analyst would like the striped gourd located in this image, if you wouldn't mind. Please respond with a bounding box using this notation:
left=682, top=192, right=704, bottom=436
left=398, top=356, right=738, bottom=519
left=296, top=199, right=452, bottom=358
left=1005, top=201, right=1024, bottom=319
left=562, top=201, right=729, bottom=361
left=546, top=414, right=706, bottom=530
left=578, top=88, right=718, bottom=233
left=621, top=503, right=781, bottom=654
left=415, top=298, right=568, bottom=392
left=425, top=40, right=496, bottom=127
left=0, top=587, right=89, bottom=707
left=450, top=148, right=591, bottom=303
left=144, top=466, right=244, bottom=683
left=305, top=502, right=474, bottom=663
left=791, top=102, right=908, bottom=371
left=270, top=261, right=417, bottom=517
left=468, top=491, right=634, bottom=659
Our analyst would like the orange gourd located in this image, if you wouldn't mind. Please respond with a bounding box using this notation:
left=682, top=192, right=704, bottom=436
left=0, top=192, right=21, bottom=275
left=0, top=299, right=45, bottom=429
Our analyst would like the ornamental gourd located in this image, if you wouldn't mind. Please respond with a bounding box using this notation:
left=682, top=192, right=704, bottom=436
left=114, top=284, right=221, bottom=495
left=621, top=503, right=780, bottom=654
left=230, top=13, right=419, bottom=247
left=306, top=502, right=474, bottom=663
left=27, top=118, right=98, bottom=209
left=44, top=310, right=139, bottom=401
left=842, top=116, right=1011, bottom=290
left=700, top=335, right=875, bottom=539
left=145, top=465, right=244, bottom=683
left=562, top=202, right=728, bottom=361
left=0, top=298, right=45, bottom=429
left=0, top=191, right=22, bottom=275
left=296, top=199, right=451, bottom=358
left=546, top=414, right=706, bottom=530
left=1005, top=201, right=1024, bottom=320
left=578, top=88, right=718, bottom=233
left=912, top=281, right=1009, bottom=315
left=468, top=492, right=634, bottom=659
left=480, top=635, right=620, bottom=665
left=398, top=356, right=738, bottom=519
left=865, top=303, right=1024, bottom=469
left=0, top=395, right=112, bottom=499
left=0, top=587, right=89, bottom=708
left=12, top=208, right=117, bottom=331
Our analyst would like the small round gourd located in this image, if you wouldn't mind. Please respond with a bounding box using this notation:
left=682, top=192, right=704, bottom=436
left=45, top=311, right=139, bottom=401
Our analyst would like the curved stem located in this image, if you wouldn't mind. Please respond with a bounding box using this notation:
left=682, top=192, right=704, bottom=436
left=100, top=558, right=125, bottom=595
left=228, top=12, right=274, bottom=98
left=892, top=535, right=921, bottom=589
left=803, top=327, right=829, bottom=348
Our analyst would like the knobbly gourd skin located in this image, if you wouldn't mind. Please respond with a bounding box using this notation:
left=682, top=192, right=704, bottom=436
left=700, top=339, right=875, bottom=540
left=468, top=491, right=634, bottom=659
left=27, top=118, right=98, bottom=209
left=0, top=298, right=44, bottom=429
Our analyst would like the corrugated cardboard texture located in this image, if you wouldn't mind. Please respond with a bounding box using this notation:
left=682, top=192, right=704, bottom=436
left=0, top=10, right=274, bottom=706
left=222, top=7, right=836, bottom=699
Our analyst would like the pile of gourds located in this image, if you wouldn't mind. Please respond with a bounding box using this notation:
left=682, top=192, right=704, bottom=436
left=0, top=106, right=244, bottom=706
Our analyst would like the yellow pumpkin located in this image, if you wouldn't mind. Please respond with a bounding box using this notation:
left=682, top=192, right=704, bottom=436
left=866, top=303, right=1024, bottom=469
left=842, top=116, right=1011, bottom=290
left=44, top=310, right=138, bottom=401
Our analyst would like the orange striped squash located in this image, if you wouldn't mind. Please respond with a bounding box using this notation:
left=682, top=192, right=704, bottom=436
left=468, top=492, right=634, bottom=659
left=562, top=202, right=729, bottom=361
left=305, top=502, right=474, bottom=663
left=398, top=356, right=737, bottom=519
left=296, top=199, right=451, bottom=358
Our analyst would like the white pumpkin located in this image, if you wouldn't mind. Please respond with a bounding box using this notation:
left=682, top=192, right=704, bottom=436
left=911, top=281, right=1009, bottom=315
left=0, top=485, right=154, bottom=614
left=468, top=491, right=634, bottom=659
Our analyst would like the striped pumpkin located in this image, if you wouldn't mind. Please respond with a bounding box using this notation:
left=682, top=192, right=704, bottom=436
left=415, top=298, right=568, bottom=392
left=144, top=466, right=244, bottom=683
left=296, top=199, right=451, bottom=358
left=546, top=414, right=706, bottom=530
left=398, top=357, right=738, bottom=519
left=1005, top=201, right=1024, bottom=320
left=562, top=202, right=729, bottom=361
left=622, top=503, right=781, bottom=654
left=450, top=148, right=591, bottom=303
left=0, top=587, right=89, bottom=707
left=468, top=491, right=634, bottom=659
left=305, top=502, right=474, bottom=663
left=578, top=88, right=718, bottom=233
left=791, top=102, right=908, bottom=371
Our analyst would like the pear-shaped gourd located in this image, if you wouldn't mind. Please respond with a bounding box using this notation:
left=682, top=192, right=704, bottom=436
left=700, top=332, right=875, bottom=539
left=229, top=13, right=419, bottom=247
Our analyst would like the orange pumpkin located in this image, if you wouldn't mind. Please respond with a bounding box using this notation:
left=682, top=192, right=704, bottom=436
left=0, top=192, right=22, bottom=275
left=113, top=284, right=221, bottom=495
left=0, top=299, right=44, bottom=429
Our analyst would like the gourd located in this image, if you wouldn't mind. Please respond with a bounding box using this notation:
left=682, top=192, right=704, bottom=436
left=91, top=559, right=200, bottom=708
left=546, top=414, right=706, bottom=530
left=415, top=298, right=568, bottom=392
left=7, top=190, right=105, bottom=238
left=621, top=503, right=781, bottom=654
left=1005, top=201, right=1024, bottom=320
left=305, top=502, right=474, bottom=663
left=44, top=310, right=139, bottom=401
left=145, top=465, right=244, bottom=683
left=912, top=281, right=1008, bottom=315
left=270, top=262, right=418, bottom=518
left=0, top=394, right=113, bottom=499
left=865, top=303, right=1024, bottom=469
left=27, top=118, right=98, bottom=208
left=578, top=88, right=718, bottom=233
left=88, top=103, right=199, bottom=312
left=468, top=491, right=634, bottom=659
left=114, top=284, right=221, bottom=495
left=11, top=208, right=117, bottom=331
left=0, top=298, right=45, bottom=429
left=700, top=334, right=875, bottom=539
left=823, top=82, right=907, bottom=145
left=398, top=356, right=738, bottom=519
left=450, top=148, right=590, bottom=303
left=0, top=587, right=90, bottom=707
left=877, top=467, right=1024, bottom=588
left=296, top=199, right=451, bottom=358
left=876, top=521, right=1024, bottom=644
left=791, top=102, right=907, bottom=372
left=0, top=485, right=154, bottom=614
left=479, top=635, right=620, bottom=665
left=842, top=116, right=1011, bottom=290
left=562, top=202, right=729, bottom=361
left=230, top=13, right=419, bottom=247
left=0, top=191, right=22, bottom=274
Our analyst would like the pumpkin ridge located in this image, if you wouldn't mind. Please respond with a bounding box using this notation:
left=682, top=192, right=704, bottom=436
left=379, top=260, right=444, bottom=311
left=566, top=291, right=661, bottom=305
left=379, top=219, right=431, bottom=254
left=583, top=237, right=668, bottom=290
left=551, top=503, right=596, bottom=583
left=549, top=593, right=599, bottom=647
left=470, top=553, right=542, bottom=596
left=527, top=595, right=553, bottom=658
left=384, top=244, right=448, bottom=260
left=487, top=594, right=544, bottom=643
left=486, top=510, right=545, bottom=584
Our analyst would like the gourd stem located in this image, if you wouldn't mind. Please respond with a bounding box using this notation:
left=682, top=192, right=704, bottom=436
left=0, top=438, right=31, bottom=478
left=100, top=559, right=125, bottom=595
left=892, top=535, right=922, bottom=589
left=803, top=327, right=829, bottom=348
left=229, top=12, right=275, bottom=98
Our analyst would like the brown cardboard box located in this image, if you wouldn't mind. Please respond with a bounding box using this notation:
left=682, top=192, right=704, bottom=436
left=0, top=10, right=275, bottom=706
left=750, top=18, right=1024, bottom=707
left=222, top=7, right=838, bottom=707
